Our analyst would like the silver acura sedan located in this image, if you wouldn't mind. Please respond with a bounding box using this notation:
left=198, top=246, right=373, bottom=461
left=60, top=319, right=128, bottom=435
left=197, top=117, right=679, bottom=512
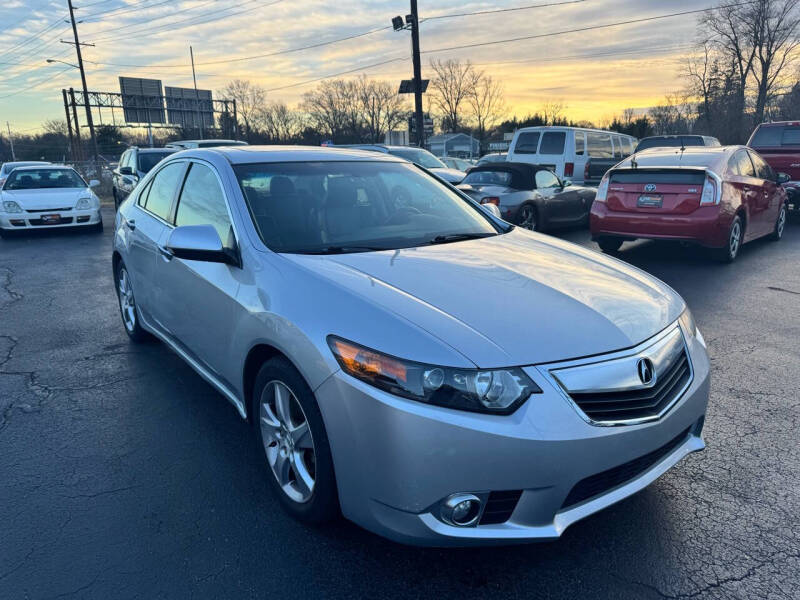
left=112, top=146, right=709, bottom=546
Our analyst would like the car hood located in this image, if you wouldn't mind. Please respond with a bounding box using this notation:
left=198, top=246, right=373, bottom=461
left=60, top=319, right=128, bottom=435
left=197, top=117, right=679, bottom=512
left=1, top=188, right=89, bottom=209
left=284, top=229, right=684, bottom=367
left=429, top=167, right=466, bottom=183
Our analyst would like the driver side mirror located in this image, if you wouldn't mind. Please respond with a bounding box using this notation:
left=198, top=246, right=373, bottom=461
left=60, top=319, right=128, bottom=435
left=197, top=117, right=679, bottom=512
left=119, top=166, right=134, bottom=176
left=777, top=172, right=791, bottom=184
left=562, top=179, right=572, bottom=187
left=166, top=225, right=240, bottom=267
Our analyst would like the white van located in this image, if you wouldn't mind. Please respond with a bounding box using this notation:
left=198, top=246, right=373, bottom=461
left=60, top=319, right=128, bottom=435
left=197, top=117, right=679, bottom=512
left=506, top=126, right=637, bottom=185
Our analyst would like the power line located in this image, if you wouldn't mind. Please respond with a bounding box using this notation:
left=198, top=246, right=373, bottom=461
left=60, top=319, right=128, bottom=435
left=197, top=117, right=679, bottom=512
left=0, top=66, right=74, bottom=100
left=84, top=0, right=219, bottom=37
left=422, top=0, right=588, bottom=21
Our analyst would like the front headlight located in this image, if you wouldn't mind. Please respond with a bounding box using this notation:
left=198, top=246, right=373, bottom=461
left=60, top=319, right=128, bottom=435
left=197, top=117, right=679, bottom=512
left=679, top=307, right=705, bottom=347
left=75, top=197, right=93, bottom=210
left=2, top=200, right=22, bottom=213
left=328, top=336, right=541, bottom=414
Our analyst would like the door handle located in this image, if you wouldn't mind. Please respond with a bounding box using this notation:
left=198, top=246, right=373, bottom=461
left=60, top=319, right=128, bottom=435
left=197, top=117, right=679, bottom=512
left=124, top=218, right=135, bottom=231
left=743, top=186, right=751, bottom=192
left=157, top=245, right=173, bottom=260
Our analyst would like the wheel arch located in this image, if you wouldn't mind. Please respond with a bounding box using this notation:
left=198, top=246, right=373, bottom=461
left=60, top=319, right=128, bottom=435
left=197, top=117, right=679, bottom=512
left=243, top=343, right=300, bottom=425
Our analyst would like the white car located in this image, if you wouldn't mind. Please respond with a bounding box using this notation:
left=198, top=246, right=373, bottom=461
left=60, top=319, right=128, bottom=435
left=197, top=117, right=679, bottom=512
left=0, top=165, right=102, bottom=237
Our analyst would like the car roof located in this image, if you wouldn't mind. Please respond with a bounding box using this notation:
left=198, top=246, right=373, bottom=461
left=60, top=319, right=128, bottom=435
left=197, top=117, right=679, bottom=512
left=179, top=145, right=409, bottom=165
left=619, top=145, right=741, bottom=169
left=10, top=165, right=76, bottom=171
left=516, top=126, right=634, bottom=136
left=137, top=147, right=176, bottom=153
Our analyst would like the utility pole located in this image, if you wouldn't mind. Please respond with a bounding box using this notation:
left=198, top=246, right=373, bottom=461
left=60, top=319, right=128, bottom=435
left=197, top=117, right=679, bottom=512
left=409, top=0, right=425, bottom=149
left=190, top=46, right=204, bottom=140
left=66, top=0, right=99, bottom=165
left=6, top=122, right=16, bottom=161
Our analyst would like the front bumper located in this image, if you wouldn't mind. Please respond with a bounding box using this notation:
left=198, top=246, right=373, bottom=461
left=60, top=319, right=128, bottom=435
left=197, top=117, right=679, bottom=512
left=590, top=203, right=731, bottom=248
left=0, top=209, right=101, bottom=230
left=315, top=330, right=710, bottom=546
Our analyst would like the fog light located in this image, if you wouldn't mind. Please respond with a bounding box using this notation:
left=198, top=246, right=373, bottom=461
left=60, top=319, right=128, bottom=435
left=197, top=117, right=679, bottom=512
left=441, top=493, right=482, bottom=527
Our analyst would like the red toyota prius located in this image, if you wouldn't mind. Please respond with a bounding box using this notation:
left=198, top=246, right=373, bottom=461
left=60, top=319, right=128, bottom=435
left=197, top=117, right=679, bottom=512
left=590, top=146, right=789, bottom=262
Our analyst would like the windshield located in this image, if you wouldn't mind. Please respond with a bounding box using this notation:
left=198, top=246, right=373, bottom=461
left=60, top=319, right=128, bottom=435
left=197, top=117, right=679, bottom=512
left=234, top=161, right=499, bottom=254
left=138, top=151, right=174, bottom=174
left=386, top=148, right=446, bottom=169
left=3, top=168, right=86, bottom=190
left=636, top=137, right=703, bottom=152
left=462, top=170, right=514, bottom=186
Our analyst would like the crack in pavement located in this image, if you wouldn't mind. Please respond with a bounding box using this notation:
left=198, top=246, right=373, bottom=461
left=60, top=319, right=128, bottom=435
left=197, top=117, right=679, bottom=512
left=767, top=286, right=800, bottom=296
left=0, top=266, right=23, bottom=309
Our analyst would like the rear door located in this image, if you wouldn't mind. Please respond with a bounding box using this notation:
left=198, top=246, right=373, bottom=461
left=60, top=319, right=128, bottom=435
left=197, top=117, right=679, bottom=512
left=508, top=130, right=540, bottom=164
left=727, top=150, right=763, bottom=238
left=537, top=130, right=567, bottom=178
left=605, top=169, right=706, bottom=215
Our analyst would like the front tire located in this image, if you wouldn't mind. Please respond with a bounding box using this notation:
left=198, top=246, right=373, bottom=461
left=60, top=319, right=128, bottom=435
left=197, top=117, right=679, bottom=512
left=770, top=202, right=787, bottom=241
left=597, top=237, right=623, bottom=253
left=253, top=357, right=338, bottom=524
left=713, top=215, right=743, bottom=262
left=115, top=262, right=151, bottom=342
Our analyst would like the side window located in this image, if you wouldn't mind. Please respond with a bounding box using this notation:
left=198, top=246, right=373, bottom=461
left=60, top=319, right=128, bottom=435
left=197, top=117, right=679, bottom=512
left=535, top=169, right=561, bottom=189
left=748, top=151, right=774, bottom=180
left=539, top=131, right=566, bottom=155
left=732, top=151, right=756, bottom=178
left=136, top=178, right=153, bottom=207
left=119, top=151, right=130, bottom=170
left=574, top=131, right=585, bottom=155
left=587, top=132, right=613, bottom=158
left=514, top=132, right=540, bottom=154
left=611, top=136, right=623, bottom=158
left=175, top=163, right=233, bottom=244
left=143, top=161, right=184, bottom=221
left=624, top=138, right=634, bottom=155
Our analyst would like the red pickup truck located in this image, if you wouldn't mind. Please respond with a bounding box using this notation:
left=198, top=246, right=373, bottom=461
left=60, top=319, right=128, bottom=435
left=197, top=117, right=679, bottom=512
left=747, top=121, right=800, bottom=209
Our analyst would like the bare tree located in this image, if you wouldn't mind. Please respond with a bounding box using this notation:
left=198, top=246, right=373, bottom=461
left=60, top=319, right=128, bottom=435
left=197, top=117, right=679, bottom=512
left=540, top=100, right=566, bottom=125
left=42, top=119, right=68, bottom=136
left=429, top=59, right=478, bottom=131
left=356, top=76, right=407, bottom=143
left=300, top=80, right=354, bottom=141
left=258, top=102, right=303, bottom=142
left=220, top=79, right=267, bottom=139
left=648, top=94, right=694, bottom=135
left=467, top=74, right=507, bottom=152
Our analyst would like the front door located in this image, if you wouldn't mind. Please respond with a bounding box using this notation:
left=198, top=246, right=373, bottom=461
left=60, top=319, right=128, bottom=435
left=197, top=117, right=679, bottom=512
left=748, top=150, right=781, bottom=237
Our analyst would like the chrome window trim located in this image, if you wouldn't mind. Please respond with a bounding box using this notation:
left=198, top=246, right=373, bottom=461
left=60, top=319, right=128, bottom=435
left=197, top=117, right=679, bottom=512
left=536, top=323, right=694, bottom=427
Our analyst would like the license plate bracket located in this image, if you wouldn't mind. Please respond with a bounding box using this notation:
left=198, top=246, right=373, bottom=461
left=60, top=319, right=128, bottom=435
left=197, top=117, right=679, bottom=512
left=637, top=194, right=663, bottom=208
left=41, top=214, right=62, bottom=224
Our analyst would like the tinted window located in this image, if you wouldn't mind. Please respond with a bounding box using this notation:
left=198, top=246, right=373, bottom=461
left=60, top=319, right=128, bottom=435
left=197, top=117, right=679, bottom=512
left=514, top=132, right=540, bottom=154
left=587, top=132, right=613, bottom=158
left=387, top=148, right=445, bottom=169
left=462, top=170, right=514, bottom=186
left=142, top=161, right=184, bottom=220
left=750, top=126, right=783, bottom=147
left=729, top=150, right=756, bottom=177
left=235, top=161, right=497, bottom=254
left=574, top=132, right=585, bottom=155
left=748, top=151, right=774, bottom=180
left=175, top=163, right=233, bottom=244
left=782, top=128, right=800, bottom=146
left=138, top=151, right=174, bottom=174
left=539, top=132, right=566, bottom=155
left=535, top=169, right=560, bottom=188
left=4, top=168, right=85, bottom=190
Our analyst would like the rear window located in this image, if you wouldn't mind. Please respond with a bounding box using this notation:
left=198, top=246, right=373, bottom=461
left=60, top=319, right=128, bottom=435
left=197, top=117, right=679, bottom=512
left=587, top=132, right=613, bottom=158
left=461, top=170, right=514, bottom=186
left=782, top=128, right=800, bottom=146
left=514, top=132, right=540, bottom=154
left=609, top=171, right=706, bottom=185
left=539, top=132, right=566, bottom=155
left=751, top=126, right=784, bottom=147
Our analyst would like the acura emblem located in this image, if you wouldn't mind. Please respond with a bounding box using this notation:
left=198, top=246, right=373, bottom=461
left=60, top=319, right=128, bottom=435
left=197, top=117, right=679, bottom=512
left=637, top=358, right=656, bottom=386
left=644, top=183, right=657, bottom=192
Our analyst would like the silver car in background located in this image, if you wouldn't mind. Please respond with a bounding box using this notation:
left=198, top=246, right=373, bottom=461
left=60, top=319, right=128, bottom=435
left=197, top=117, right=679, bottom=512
left=112, top=146, right=709, bottom=546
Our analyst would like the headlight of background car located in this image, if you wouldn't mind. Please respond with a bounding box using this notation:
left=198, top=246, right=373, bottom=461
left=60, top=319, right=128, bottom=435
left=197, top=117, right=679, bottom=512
left=2, top=200, right=23, bottom=213
left=328, top=336, right=541, bottom=414
left=75, top=197, right=93, bottom=210
left=679, top=307, right=705, bottom=347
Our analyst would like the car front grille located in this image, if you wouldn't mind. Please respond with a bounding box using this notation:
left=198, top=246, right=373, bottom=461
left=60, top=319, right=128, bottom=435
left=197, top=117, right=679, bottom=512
left=569, top=350, right=691, bottom=422
left=29, top=217, right=73, bottom=226
left=479, top=490, right=522, bottom=525
left=561, top=426, right=691, bottom=510
left=25, top=207, right=73, bottom=213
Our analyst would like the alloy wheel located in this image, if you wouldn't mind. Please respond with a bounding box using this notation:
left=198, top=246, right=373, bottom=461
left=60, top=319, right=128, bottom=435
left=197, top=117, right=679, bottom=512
left=519, top=205, right=536, bottom=230
left=117, top=267, right=136, bottom=332
left=260, top=381, right=316, bottom=504
left=729, top=220, right=741, bottom=258
left=777, top=205, right=786, bottom=238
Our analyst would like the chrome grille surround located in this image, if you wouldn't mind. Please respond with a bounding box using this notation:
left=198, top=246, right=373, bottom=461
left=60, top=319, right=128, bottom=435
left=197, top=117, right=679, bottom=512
left=539, top=324, right=693, bottom=427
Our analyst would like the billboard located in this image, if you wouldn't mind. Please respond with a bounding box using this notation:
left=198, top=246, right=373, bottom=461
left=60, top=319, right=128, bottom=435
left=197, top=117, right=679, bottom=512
left=119, top=77, right=166, bottom=124
left=165, top=86, right=214, bottom=128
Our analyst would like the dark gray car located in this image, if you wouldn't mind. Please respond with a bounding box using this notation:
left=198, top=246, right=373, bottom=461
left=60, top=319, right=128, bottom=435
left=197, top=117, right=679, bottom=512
left=458, top=162, right=596, bottom=231
left=112, top=147, right=176, bottom=208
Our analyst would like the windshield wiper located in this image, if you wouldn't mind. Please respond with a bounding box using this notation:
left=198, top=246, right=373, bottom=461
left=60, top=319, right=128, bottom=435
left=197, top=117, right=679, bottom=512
left=298, top=245, right=389, bottom=255
left=427, top=232, right=497, bottom=245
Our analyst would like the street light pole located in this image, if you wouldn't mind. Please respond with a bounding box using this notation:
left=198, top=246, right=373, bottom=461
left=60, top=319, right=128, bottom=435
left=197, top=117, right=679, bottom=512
left=409, top=0, right=425, bottom=149
left=66, top=0, right=99, bottom=165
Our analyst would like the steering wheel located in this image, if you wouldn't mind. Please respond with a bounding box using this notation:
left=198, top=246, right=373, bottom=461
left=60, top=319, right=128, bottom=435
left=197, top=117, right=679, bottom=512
left=385, top=205, right=422, bottom=225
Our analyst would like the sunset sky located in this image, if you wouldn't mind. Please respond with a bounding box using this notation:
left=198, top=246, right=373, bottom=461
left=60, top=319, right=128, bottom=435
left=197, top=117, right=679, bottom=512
left=0, top=0, right=706, bottom=134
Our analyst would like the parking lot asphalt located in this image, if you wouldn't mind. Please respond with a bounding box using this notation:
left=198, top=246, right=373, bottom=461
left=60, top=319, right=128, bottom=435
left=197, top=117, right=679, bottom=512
left=1, top=206, right=799, bottom=600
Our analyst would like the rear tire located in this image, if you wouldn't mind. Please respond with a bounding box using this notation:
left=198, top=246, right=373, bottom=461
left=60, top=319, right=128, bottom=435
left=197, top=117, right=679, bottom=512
left=770, top=202, right=787, bottom=241
left=253, top=357, right=339, bottom=524
left=713, top=216, right=743, bottom=263
left=597, top=237, right=623, bottom=253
